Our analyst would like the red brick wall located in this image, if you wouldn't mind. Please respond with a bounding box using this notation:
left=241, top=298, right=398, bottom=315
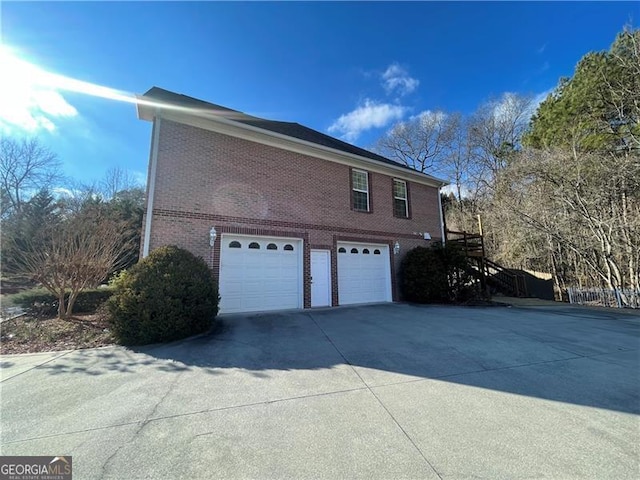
left=146, top=119, right=442, bottom=304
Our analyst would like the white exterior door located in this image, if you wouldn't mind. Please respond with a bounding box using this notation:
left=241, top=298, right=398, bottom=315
left=219, top=235, right=303, bottom=314
left=311, top=250, right=331, bottom=307
left=337, top=242, right=392, bottom=305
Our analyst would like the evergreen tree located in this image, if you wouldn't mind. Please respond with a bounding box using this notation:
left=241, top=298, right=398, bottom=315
left=524, top=28, right=640, bottom=153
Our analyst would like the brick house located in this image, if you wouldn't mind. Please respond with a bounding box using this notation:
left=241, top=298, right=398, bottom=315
left=136, top=87, right=447, bottom=314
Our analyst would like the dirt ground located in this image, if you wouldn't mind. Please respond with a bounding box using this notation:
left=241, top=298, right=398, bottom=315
left=0, top=312, right=115, bottom=355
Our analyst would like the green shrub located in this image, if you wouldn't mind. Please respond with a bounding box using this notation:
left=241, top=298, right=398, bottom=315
left=10, top=287, right=113, bottom=317
left=401, top=243, right=481, bottom=304
left=107, top=246, right=219, bottom=345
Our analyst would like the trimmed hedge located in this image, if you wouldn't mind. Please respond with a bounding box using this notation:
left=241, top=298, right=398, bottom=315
left=401, top=243, right=481, bottom=303
left=10, top=288, right=113, bottom=317
left=107, top=246, right=219, bottom=345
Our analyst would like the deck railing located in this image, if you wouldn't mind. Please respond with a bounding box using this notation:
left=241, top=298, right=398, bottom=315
left=445, top=230, right=485, bottom=258
left=483, top=258, right=527, bottom=298
left=446, top=229, right=528, bottom=297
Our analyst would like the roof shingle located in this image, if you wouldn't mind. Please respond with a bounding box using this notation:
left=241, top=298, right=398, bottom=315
left=140, top=87, right=445, bottom=183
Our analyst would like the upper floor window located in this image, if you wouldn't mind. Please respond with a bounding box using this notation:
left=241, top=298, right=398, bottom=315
left=352, top=169, right=369, bottom=212
left=393, top=179, right=409, bottom=218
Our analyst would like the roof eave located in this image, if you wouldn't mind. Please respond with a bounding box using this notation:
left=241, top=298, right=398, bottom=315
left=135, top=93, right=449, bottom=188
left=136, top=95, right=160, bottom=121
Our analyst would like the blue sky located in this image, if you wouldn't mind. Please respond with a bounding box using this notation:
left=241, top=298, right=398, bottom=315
left=1, top=1, right=637, bottom=187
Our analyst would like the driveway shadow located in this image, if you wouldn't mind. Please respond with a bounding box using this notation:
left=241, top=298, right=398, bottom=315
left=33, top=304, right=640, bottom=415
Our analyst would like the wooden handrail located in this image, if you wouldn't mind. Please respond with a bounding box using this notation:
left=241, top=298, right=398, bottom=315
left=446, top=229, right=527, bottom=297
left=484, top=259, right=527, bottom=297
left=446, top=230, right=483, bottom=240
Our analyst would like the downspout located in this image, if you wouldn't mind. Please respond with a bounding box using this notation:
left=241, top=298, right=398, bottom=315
left=437, top=187, right=446, bottom=244
left=142, top=116, right=161, bottom=258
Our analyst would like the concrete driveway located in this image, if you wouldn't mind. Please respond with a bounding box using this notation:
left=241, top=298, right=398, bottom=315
left=1, top=304, right=638, bottom=479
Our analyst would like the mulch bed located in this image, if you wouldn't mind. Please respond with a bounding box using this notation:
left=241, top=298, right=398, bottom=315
left=0, top=313, right=115, bottom=355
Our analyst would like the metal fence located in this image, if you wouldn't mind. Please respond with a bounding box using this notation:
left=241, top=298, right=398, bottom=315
left=567, top=287, right=640, bottom=309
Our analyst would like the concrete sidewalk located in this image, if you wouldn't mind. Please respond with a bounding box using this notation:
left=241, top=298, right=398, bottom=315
left=1, top=304, right=638, bottom=479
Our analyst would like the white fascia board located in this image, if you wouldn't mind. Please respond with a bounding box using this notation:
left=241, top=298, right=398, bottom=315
left=142, top=117, right=161, bottom=257
left=437, top=187, right=446, bottom=244
left=144, top=107, right=448, bottom=189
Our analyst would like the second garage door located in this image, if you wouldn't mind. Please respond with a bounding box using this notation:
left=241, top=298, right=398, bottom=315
left=219, top=235, right=303, bottom=314
left=337, top=242, right=392, bottom=305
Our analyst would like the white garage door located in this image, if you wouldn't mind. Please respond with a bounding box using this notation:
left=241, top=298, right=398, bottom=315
left=219, top=235, right=303, bottom=314
left=337, top=242, right=392, bottom=305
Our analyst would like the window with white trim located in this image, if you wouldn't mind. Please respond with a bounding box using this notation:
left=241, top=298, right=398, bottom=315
left=352, top=169, right=369, bottom=212
left=393, top=179, right=409, bottom=218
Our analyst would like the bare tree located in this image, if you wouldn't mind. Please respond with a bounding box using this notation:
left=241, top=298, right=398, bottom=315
left=0, top=137, right=62, bottom=216
left=440, top=31, right=640, bottom=303
left=56, top=178, right=102, bottom=215
left=468, top=93, right=533, bottom=189
left=493, top=147, right=640, bottom=294
left=13, top=211, right=131, bottom=318
left=442, top=115, right=478, bottom=204
left=101, top=166, right=139, bottom=200
left=375, top=111, right=459, bottom=174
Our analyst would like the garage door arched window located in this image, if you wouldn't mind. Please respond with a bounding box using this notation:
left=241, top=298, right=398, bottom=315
left=337, top=243, right=391, bottom=306
left=219, top=236, right=303, bottom=314
left=284, top=244, right=294, bottom=251
left=338, top=247, right=346, bottom=253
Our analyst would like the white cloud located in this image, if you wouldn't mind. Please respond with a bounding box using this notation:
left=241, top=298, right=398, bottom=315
left=531, top=88, right=554, bottom=110
left=381, top=63, right=419, bottom=96
left=410, top=110, right=447, bottom=126
left=328, top=99, right=408, bottom=142
left=441, top=183, right=472, bottom=199
left=508, top=88, right=554, bottom=122
left=51, top=187, right=77, bottom=198
left=488, top=89, right=555, bottom=124
left=132, top=170, right=148, bottom=187
left=0, top=46, right=78, bottom=133
left=491, top=92, right=518, bottom=122
left=383, top=110, right=448, bottom=141
left=489, top=92, right=537, bottom=124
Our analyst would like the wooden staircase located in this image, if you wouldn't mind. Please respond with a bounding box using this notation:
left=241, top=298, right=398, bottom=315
left=445, top=230, right=528, bottom=297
